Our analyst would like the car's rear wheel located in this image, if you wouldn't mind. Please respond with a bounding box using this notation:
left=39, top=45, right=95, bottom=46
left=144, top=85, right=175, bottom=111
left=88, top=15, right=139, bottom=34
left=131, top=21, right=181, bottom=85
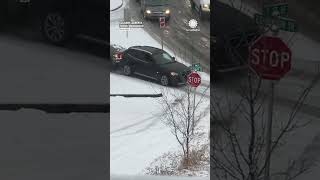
left=41, top=12, right=71, bottom=45
left=160, top=75, right=169, bottom=86
left=123, top=65, right=132, bottom=76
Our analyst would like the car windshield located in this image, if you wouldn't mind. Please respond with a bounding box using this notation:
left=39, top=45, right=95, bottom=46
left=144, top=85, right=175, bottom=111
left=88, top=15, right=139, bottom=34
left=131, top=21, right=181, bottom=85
left=145, top=0, right=169, bottom=6
left=152, top=51, right=175, bottom=64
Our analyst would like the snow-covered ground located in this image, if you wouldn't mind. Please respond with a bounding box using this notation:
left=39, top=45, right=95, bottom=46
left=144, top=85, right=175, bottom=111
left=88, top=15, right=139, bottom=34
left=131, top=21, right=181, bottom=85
left=110, top=74, right=210, bottom=175
left=110, top=1, right=210, bottom=176
left=0, top=34, right=109, bottom=103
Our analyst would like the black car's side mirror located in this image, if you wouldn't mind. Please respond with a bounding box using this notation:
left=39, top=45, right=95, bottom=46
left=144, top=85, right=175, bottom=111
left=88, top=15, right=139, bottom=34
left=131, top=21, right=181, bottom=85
left=172, top=57, right=176, bottom=61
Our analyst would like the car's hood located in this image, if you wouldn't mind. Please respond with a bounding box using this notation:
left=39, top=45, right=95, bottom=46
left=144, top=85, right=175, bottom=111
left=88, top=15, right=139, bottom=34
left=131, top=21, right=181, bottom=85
left=159, top=61, right=189, bottom=73
left=146, top=5, right=170, bottom=11
left=201, top=0, right=210, bottom=5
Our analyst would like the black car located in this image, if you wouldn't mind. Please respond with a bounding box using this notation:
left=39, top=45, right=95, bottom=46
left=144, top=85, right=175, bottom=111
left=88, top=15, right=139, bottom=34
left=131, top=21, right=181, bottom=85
left=113, top=46, right=191, bottom=86
left=138, top=0, right=171, bottom=21
left=0, top=0, right=107, bottom=45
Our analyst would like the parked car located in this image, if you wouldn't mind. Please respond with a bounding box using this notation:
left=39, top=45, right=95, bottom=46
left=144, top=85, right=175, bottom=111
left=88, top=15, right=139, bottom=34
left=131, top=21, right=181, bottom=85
left=0, top=0, right=107, bottom=46
left=190, top=0, right=210, bottom=20
left=113, top=46, right=191, bottom=86
left=138, top=0, right=171, bottom=21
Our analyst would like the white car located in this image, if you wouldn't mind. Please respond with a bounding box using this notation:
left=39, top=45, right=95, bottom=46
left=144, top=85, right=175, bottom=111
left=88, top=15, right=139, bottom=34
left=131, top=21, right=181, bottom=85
left=190, top=0, right=210, bottom=19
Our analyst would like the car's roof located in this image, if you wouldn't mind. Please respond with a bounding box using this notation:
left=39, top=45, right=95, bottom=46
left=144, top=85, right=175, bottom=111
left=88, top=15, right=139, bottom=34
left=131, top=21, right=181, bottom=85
left=129, top=46, right=162, bottom=55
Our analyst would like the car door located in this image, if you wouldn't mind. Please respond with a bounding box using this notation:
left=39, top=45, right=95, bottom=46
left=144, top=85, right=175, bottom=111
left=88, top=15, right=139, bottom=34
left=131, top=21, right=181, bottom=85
left=131, top=50, right=151, bottom=77
left=125, top=49, right=145, bottom=72
left=74, top=0, right=106, bottom=41
left=142, top=54, right=158, bottom=79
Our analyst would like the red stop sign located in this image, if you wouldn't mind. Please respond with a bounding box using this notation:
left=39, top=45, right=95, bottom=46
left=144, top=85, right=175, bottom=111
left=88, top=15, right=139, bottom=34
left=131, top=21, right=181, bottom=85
left=249, top=36, right=292, bottom=80
left=187, top=72, right=201, bottom=87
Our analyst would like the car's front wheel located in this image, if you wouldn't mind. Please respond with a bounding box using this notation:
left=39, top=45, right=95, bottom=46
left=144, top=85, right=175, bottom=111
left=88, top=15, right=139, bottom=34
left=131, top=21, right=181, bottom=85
left=41, top=12, right=71, bottom=45
left=123, top=65, right=133, bottom=76
left=160, top=75, right=169, bottom=86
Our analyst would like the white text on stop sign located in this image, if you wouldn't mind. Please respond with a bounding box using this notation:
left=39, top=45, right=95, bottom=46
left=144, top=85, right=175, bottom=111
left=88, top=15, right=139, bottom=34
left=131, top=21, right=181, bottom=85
left=251, top=48, right=290, bottom=68
left=189, top=77, right=201, bottom=84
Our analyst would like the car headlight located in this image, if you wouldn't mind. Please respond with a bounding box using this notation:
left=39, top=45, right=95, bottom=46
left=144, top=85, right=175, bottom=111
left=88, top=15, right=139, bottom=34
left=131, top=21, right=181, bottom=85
left=146, top=10, right=151, bottom=14
left=203, top=4, right=209, bottom=8
left=170, top=72, right=179, bottom=76
left=165, top=9, right=170, bottom=14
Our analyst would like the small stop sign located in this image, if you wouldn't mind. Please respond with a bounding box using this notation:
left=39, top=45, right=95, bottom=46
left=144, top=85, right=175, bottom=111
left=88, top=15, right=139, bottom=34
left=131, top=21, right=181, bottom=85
left=159, top=17, right=165, bottom=28
left=249, top=36, right=292, bottom=80
left=187, top=72, right=201, bottom=87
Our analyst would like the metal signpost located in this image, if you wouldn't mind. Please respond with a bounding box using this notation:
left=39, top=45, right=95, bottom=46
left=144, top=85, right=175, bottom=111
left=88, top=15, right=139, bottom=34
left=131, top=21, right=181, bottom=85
left=251, top=1, right=295, bottom=179
left=187, top=72, right=201, bottom=128
left=159, top=17, right=166, bottom=50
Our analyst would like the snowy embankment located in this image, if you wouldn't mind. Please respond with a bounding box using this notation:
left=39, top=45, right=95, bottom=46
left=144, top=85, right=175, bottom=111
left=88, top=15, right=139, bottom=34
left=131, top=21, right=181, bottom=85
left=110, top=2, right=210, bottom=176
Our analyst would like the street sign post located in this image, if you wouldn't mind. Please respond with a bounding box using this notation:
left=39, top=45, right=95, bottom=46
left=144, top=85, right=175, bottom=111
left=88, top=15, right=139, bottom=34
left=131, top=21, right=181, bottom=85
left=249, top=36, right=292, bottom=80
left=254, top=2, right=295, bottom=180
left=187, top=71, right=201, bottom=128
left=159, top=17, right=166, bottom=28
left=159, top=17, right=166, bottom=50
left=187, top=72, right=201, bottom=88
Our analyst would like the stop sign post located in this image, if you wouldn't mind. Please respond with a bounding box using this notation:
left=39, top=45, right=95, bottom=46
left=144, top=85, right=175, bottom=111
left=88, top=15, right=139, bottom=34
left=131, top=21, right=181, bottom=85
left=159, top=17, right=165, bottom=28
left=249, top=35, right=292, bottom=180
left=187, top=72, right=201, bottom=126
left=249, top=36, right=292, bottom=80
left=159, top=17, right=166, bottom=50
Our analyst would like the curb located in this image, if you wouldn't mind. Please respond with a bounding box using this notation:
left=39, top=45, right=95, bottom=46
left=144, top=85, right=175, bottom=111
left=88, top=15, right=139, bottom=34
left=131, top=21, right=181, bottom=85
left=110, top=0, right=124, bottom=12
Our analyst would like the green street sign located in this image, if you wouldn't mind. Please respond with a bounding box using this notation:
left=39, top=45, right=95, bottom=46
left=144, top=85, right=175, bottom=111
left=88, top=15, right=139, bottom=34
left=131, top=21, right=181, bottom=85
left=263, top=3, right=288, bottom=17
left=254, top=14, right=298, bottom=32
left=190, top=63, right=202, bottom=72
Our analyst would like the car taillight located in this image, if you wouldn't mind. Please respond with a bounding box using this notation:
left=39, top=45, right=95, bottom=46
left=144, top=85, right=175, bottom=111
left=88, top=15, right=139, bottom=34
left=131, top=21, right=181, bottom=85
left=114, top=52, right=123, bottom=60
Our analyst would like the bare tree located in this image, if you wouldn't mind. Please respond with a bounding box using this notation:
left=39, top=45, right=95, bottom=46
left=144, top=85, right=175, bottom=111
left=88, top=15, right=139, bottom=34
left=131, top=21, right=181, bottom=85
left=158, top=85, right=210, bottom=168
left=211, top=69, right=320, bottom=180
left=211, top=0, right=320, bottom=179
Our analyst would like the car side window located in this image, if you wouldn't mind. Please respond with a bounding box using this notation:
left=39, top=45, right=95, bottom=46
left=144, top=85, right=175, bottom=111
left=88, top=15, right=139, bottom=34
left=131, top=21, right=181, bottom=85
left=134, top=51, right=147, bottom=61
left=127, top=49, right=139, bottom=58
left=145, top=54, right=153, bottom=63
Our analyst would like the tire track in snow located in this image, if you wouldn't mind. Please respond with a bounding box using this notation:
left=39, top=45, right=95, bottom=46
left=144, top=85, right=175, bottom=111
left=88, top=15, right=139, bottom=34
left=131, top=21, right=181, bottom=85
left=110, top=97, right=182, bottom=135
